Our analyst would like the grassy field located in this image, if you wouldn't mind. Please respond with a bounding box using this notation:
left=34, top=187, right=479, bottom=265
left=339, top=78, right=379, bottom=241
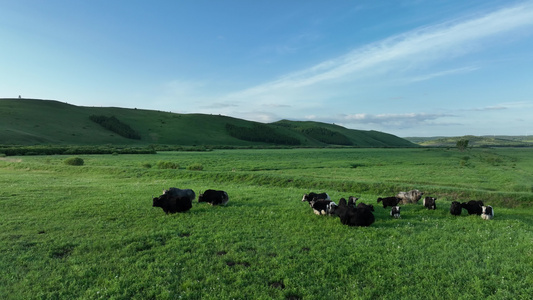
left=1, top=148, right=532, bottom=299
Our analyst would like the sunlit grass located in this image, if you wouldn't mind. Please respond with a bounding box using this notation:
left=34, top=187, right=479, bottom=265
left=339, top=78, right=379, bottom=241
left=1, top=148, right=532, bottom=299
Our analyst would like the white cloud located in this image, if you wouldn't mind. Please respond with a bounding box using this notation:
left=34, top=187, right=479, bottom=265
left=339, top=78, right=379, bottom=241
left=307, top=112, right=456, bottom=128
left=225, top=2, right=533, bottom=101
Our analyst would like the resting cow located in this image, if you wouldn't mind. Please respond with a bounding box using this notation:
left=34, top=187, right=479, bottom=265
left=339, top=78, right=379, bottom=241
left=198, top=189, right=229, bottom=206
left=153, top=187, right=196, bottom=214
left=333, top=198, right=375, bottom=227
left=423, top=197, right=437, bottom=210
left=396, top=189, right=424, bottom=204
left=450, top=201, right=462, bottom=216
left=390, top=206, right=401, bottom=219
left=462, top=200, right=484, bottom=215
left=309, top=199, right=337, bottom=216
left=481, top=205, right=494, bottom=220
left=377, top=196, right=401, bottom=208
left=302, top=192, right=330, bottom=202
left=347, top=196, right=359, bottom=207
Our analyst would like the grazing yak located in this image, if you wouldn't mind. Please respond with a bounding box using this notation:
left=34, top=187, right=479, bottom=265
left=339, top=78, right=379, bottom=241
left=396, top=189, right=424, bottom=204
left=377, top=196, right=401, bottom=208
left=198, top=189, right=229, bottom=206
left=423, top=197, right=437, bottom=210
left=333, top=198, right=375, bottom=227
left=302, top=192, right=330, bottom=202
left=462, top=200, right=484, bottom=215
left=153, top=187, right=196, bottom=214
left=481, top=205, right=494, bottom=220
left=450, top=201, right=462, bottom=216
left=390, top=206, right=401, bottom=219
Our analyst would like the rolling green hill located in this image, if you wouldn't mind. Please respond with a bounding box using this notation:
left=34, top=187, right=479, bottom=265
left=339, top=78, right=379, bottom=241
left=0, top=98, right=416, bottom=147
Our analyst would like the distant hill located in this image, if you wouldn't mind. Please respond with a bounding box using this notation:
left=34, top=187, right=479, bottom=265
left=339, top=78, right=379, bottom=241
left=0, top=98, right=417, bottom=147
left=405, top=135, right=533, bottom=147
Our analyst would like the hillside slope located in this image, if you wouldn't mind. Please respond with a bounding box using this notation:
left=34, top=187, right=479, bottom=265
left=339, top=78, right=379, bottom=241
left=0, top=98, right=416, bottom=147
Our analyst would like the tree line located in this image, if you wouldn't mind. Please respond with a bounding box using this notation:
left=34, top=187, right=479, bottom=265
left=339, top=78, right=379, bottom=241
left=89, top=115, right=141, bottom=140
left=225, top=123, right=301, bottom=145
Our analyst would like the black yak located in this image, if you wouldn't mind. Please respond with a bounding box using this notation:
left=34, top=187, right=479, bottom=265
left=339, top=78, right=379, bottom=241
left=152, top=187, right=195, bottom=214
left=377, top=196, right=401, bottom=208
left=198, top=189, right=229, bottom=206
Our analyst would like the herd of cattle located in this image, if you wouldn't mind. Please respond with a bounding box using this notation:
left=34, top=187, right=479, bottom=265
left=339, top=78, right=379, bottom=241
left=152, top=188, right=494, bottom=226
left=301, top=189, right=494, bottom=227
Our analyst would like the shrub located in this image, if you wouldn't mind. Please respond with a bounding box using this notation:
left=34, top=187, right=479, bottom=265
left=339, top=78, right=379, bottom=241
left=64, top=157, right=84, bottom=166
left=156, top=161, right=179, bottom=169
left=187, top=163, right=204, bottom=171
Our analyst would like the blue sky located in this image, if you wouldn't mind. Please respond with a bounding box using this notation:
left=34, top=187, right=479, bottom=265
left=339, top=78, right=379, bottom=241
left=1, top=0, right=533, bottom=137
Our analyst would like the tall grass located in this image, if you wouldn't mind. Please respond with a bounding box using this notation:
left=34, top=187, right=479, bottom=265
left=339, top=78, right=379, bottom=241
left=1, top=148, right=532, bottom=299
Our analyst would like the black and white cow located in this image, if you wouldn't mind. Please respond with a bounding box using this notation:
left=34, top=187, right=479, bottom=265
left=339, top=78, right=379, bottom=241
left=481, top=205, right=494, bottom=220
left=347, top=196, right=359, bottom=207
left=302, top=192, right=330, bottom=202
left=152, top=187, right=196, bottom=214
left=390, top=206, right=401, bottom=219
left=450, top=201, right=462, bottom=216
left=423, top=197, right=437, bottom=210
left=377, top=196, right=401, bottom=208
left=462, top=200, right=484, bottom=215
left=309, top=199, right=337, bottom=216
left=198, top=189, right=229, bottom=206
left=396, top=189, right=424, bottom=204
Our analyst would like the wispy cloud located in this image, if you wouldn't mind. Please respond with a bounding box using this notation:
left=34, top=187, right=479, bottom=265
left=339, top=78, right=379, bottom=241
left=306, top=112, right=456, bottom=128
left=402, top=66, right=479, bottom=83
left=226, top=2, right=533, bottom=101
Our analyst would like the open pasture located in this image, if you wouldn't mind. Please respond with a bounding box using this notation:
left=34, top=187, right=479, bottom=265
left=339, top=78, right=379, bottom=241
left=1, top=148, right=532, bottom=299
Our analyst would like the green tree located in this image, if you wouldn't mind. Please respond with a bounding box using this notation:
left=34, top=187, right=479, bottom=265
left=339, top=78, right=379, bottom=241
left=456, top=139, right=469, bottom=151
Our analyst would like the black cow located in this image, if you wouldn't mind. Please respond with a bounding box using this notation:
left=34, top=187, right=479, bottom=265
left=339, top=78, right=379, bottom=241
left=450, top=201, right=462, bottom=216
left=333, top=198, right=375, bottom=227
left=153, top=187, right=196, bottom=214
left=302, top=192, right=330, bottom=202
left=462, top=200, right=484, bottom=215
left=390, top=206, right=401, bottom=219
left=356, top=202, right=374, bottom=212
left=423, top=197, right=437, bottom=210
left=377, top=196, right=401, bottom=208
left=198, top=189, right=229, bottom=206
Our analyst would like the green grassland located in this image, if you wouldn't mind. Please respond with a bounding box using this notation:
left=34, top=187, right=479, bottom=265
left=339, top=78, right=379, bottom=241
left=0, top=98, right=414, bottom=148
left=1, top=148, right=532, bottom=299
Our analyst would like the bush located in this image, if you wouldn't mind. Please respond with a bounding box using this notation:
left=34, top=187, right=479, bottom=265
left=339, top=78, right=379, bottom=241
left=64, top=157, right=84, bottom=166
left=187, top=163, right=204, bottom=171
left=156, top=161, right=179, bottom=169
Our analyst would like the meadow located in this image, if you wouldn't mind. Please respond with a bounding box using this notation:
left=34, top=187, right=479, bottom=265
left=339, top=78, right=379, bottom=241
left=1, top=148, right=532, bottom=299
